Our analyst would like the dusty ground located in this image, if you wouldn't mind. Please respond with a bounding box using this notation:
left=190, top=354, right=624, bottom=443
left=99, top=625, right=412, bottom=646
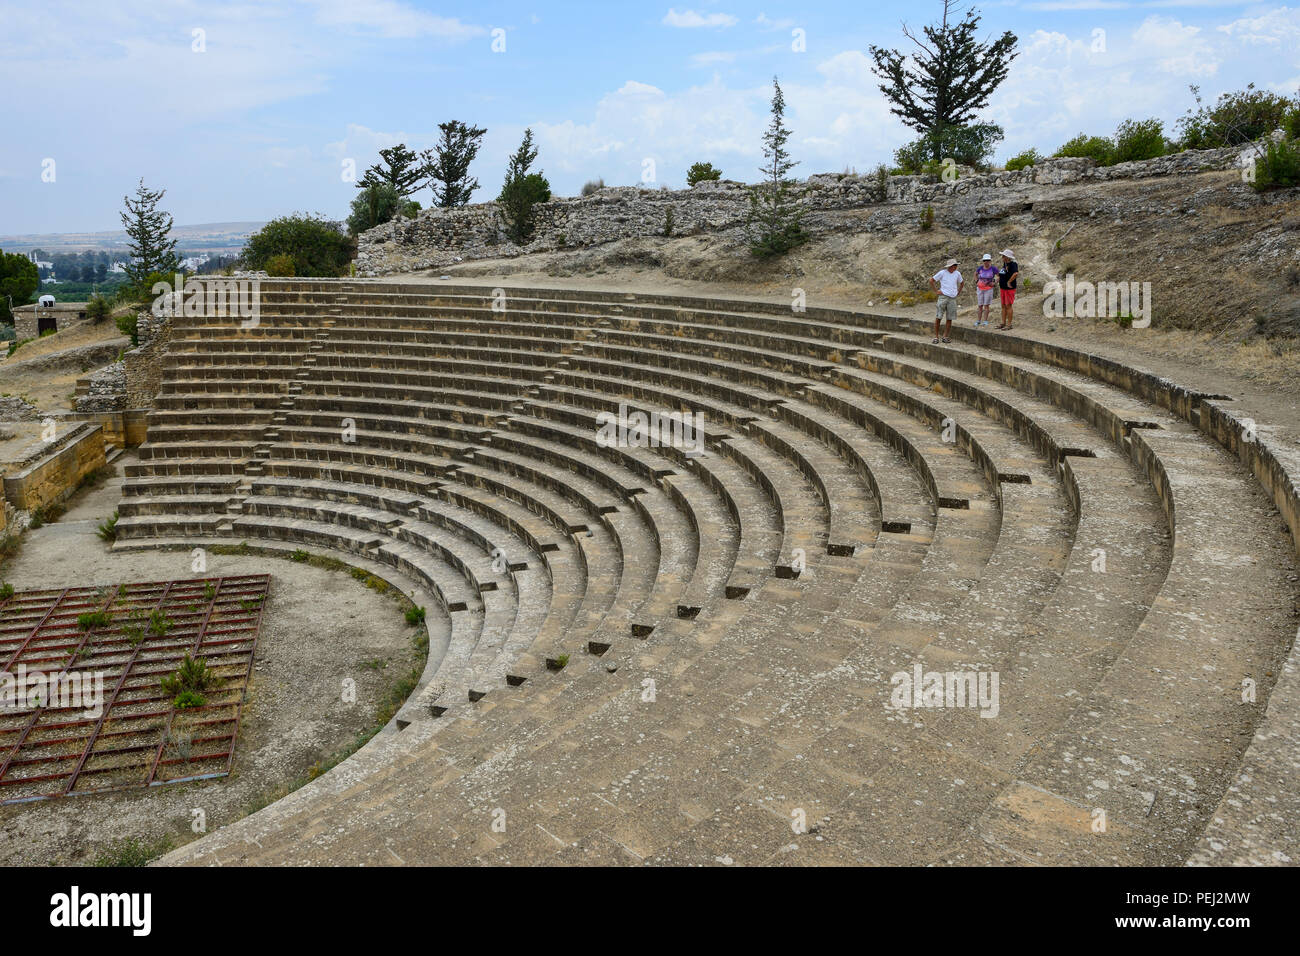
left=0, top=454, right=436, bottom=865
left=0, top=319, right=127, bottom=414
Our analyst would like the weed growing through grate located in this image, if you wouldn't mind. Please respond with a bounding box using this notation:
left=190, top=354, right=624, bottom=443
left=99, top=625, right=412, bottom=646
left=160, top=653, right=217, bottom=709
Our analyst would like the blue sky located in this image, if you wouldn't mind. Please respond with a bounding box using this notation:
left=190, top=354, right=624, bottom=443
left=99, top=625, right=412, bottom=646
left=1, top=0, right=1296, bottom=234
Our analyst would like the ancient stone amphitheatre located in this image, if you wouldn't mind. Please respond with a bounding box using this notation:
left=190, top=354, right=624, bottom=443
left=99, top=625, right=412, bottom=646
left=45, top=275, right=1278, bottom=867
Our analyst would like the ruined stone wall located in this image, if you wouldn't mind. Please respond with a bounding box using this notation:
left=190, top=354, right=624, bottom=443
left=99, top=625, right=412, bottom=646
left=356, top=145, right=1250, bottom=276
left=124, top=312, right=173, bottom=409
left=75, top=361, right=126, bottom=413
left=70, top=409, right=148, bottom=448
left=2, top=423, right=106, bottom=512
left=72, top=310, right=172, bottom=414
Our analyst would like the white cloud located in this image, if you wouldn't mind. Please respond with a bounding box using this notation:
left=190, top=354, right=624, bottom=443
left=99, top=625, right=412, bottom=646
left=1218, top=6, right=1300, bottom=45
left=755, top=13, right=797, bottom=30
left=1133, top=15, right=1220, bottom=76
left=303, top=0, right=486, bottom=40
left=530, top=65, right=907, bottom=189
left=662, top=9, right=739, bottom=28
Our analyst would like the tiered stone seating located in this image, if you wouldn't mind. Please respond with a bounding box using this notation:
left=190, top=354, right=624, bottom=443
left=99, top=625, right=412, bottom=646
left=124, top=281, right=1299, bottom=867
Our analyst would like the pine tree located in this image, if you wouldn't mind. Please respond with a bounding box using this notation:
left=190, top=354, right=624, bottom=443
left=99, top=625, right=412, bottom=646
left=119, top=179, right=179, bottom=290
left=747, top=77, right=808, bottom=259
left=428, top=120, right=488, bottom=207
left=498, top=129, right=551, bottom=244
left=357, top=144, right=429, bottom=198
left=869, top=0, right=1018, bottom=160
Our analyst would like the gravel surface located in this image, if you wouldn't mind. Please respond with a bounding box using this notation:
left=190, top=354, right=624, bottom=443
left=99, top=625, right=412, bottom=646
left=0, top=456, right=437, bottom=865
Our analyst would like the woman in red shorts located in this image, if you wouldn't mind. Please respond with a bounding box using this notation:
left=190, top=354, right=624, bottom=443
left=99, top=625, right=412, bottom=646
left=997, top=249, right=1019, bottom=331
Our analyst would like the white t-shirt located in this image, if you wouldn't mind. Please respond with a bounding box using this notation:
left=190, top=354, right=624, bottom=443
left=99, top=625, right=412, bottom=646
left=932, top=269, right=962, bottom=297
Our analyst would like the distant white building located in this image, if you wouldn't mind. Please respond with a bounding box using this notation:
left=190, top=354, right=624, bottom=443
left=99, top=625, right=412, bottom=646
left=108, top=262, right=128, bottom=273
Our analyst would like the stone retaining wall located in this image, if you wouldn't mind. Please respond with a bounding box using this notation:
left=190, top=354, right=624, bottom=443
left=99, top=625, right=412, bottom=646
left=75, top=361, right=126, bottom=413
left=2, top=422, right=106, bottom=512
left=69, top=409, right=149, bottom=449
left=356, top=144, right=1250, bottom=276
left=124, top=312, right=173, bottom=408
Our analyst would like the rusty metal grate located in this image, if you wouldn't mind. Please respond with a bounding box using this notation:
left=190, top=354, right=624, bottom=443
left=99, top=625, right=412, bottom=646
left=0, top=575, right=270, bottom=804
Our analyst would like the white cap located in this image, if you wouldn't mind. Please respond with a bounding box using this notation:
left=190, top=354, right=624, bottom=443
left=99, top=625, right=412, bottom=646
left=981, top=253, right=992, bottom=260
left=945, top=258, right=958, bottom=268
left=1001, top=249, right=1014, bottom=258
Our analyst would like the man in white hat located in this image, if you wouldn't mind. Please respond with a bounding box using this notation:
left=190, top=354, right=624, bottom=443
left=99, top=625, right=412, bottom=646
left=929, top=258, right=963, bottom=344
left=997, top=249, right=1020, bottom=331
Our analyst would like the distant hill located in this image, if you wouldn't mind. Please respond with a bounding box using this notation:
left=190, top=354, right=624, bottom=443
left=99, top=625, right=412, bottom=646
left=0, top=222, right=266, bottom=255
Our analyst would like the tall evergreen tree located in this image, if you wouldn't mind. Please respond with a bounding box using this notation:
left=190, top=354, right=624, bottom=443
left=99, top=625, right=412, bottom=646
left=119, top=179, right=179, bottom=289
left=357, top=144, right=429, bottom=198
left=428, top=120, right=488, bottom=207
left=498, top=129, right=551, bottom=244
left=747, top=77, right=807, bottom=258
left=869, top=0, right=1018, bottom=159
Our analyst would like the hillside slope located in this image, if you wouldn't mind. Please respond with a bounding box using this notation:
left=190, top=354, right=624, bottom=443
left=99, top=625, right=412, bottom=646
left=431, top=169, right=1298, bottom=384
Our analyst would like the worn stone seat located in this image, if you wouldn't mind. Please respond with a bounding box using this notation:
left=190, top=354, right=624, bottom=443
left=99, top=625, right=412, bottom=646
left=115, top=280, right=1299, bottom=868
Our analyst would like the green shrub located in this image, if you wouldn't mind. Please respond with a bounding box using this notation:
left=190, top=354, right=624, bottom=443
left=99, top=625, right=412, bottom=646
left=290, top=548, right=309, bottom=562
left=78, top=610, right=111, bottom=631
left=1112, top=118, right=1167, bottom=165
left=148, top=609, right=172, bottom=636
left=895, top=124, right=1004, bottom=173
left=404, top=605, right=426, bottom=625
left=1251, top=137, right=1300, bottom=192
left=160, top=652, right=215, bottom=702
left=499, top=172, right=552, bottom=244
left=1005, top=148, right=1042, bottom=171
left=346, top=183, right=404, bottom=236
left=114, top=311, right=139, bottom=346
left=265, top=253, right=296, bottom=277
left=242, top=214, right=353, bottom=278
left=86, top=294, right=112, bottom=323
left=919, top=205, right=935, bottom=231
left=868, top=163, right=889, bottom=202
left=173, top=689, right=206, bottom=709
left=1286, top=102, right=1300, bottom=141
left=203, top=581, right=216, bottom=601
left=686, top=162, right=723, bottom=186
left=1054, top=133, right=1115, bottom=166
left=96, top=511, right=119, bottom=542
left=580, top=178, right=605, bottom=196
left=1179, top=85, right=1298, bottom=149
left=0, top=582, right=13, bottom=601
left=29, top=502, right=64, bottom=529
left=893, top=139, right=928, bottom=175
left=118, top=269, right=177, bottom=310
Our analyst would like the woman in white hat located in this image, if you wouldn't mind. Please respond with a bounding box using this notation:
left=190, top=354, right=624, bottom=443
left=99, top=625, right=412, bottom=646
left=997, top=249, right=1019, bottom=331
left=975, top=254, right=998, bottom=327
